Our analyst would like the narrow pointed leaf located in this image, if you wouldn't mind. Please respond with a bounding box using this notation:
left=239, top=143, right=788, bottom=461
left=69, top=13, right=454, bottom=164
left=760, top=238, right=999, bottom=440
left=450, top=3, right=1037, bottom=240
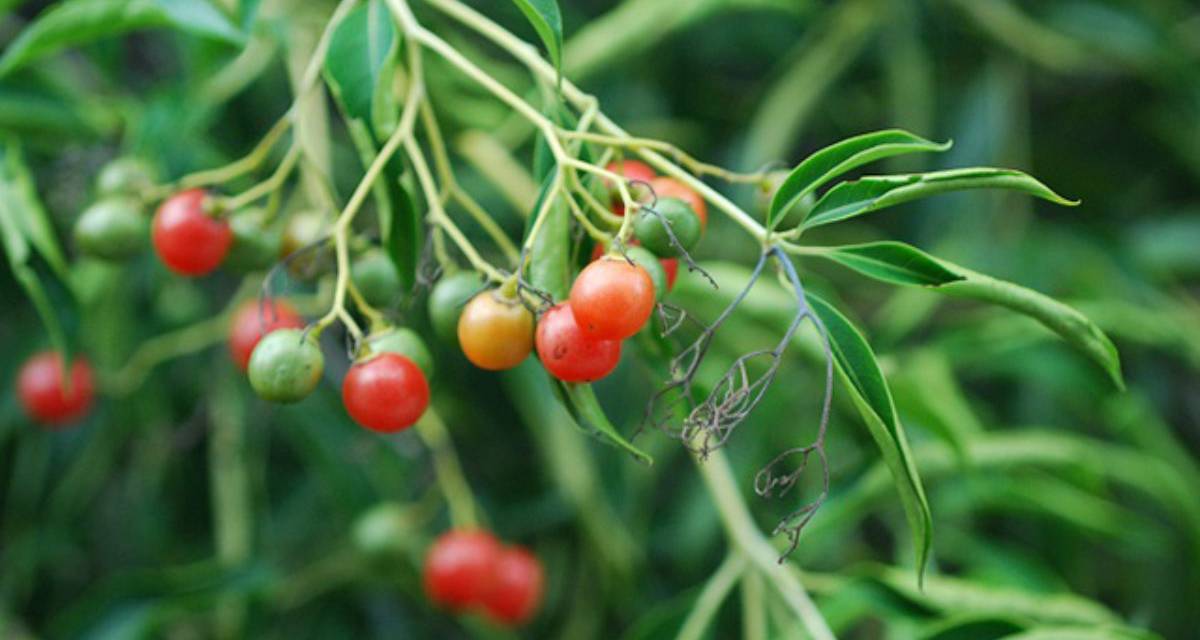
left=525, top=175, right=571, bottom=301
left=802, top=167, right=1079, bottom=231
left=562, top=383, right=653, bottom=465
left=323, top=0, right=396, bottom=134
left=816, top=241, right=1123, bottom=389
left=768, top=129, right=950, bottom=228
left=510, top=0, right=563, bottom=75
left=806, top=291, right=933, bottom=585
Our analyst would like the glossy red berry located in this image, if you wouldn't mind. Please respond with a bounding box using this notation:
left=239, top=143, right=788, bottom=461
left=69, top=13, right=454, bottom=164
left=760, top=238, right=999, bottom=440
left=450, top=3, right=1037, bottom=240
left=569, top=258, right=656, bottom=340
left=606, top=160, right=656, bottom=215
left=482, top=546, right=544, bottom=626
left=17, top=352, right=95, bottom=426
left=424, top=530, right=502, bottom=610
left=536, top=304, right=621, bottom=382
left=662, top=258, right=679, bottom=290
left=152, top=189, right=232, bottom=276
left=228, top=299, right=305, bottom=371
left=342, top=353, right=430, bottom=432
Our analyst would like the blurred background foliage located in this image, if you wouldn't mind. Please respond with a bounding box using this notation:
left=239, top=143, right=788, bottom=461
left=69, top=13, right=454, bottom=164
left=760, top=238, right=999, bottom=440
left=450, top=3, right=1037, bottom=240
left=1, top=0, right=1198, bottom=638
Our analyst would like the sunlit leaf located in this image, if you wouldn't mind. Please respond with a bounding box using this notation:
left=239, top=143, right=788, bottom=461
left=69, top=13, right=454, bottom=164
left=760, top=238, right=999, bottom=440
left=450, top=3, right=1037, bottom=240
left=510, top=0, right=563, bottom=78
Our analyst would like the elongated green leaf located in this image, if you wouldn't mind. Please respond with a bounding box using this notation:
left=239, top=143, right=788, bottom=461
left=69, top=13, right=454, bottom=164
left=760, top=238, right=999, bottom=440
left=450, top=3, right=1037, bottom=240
left=821, top=241, right=964, bottom=286
left=815, top=241, right=1123, bottom=388
left=323, top=0, right=396, bottom=134
left=802, top=167, right=1078, bottom=231
left=768, top=129, right=950, bottom=228
left=525, top=175, right=571, bottom=300
left=510, top=0, right=563, bottom=76
left=562, top=383, right=652, bottom=465
left=0, top=0, right=243, bottom=77
left=805, top=291, right=933, bottom=584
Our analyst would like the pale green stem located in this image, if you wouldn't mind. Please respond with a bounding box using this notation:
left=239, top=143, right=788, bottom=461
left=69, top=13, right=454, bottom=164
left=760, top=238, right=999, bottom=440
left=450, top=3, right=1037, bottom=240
left=414, top=409, right=480, bottom=529
left=675, top=552, right=746, bottom=640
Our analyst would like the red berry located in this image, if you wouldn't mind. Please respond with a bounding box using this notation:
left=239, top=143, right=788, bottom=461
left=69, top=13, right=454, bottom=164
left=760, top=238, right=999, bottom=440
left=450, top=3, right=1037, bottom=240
left=152, top=189, right=232, bottom=276
left=424, top=530, right=502, bottom=610
left=228, top=299, right=305, bottom=371
left=648, top=177, right=707, bottom=228
left=662, top=258, right=679, bottom=290
left=569, top=258, right=656, bottom=340
left=342, top=353, right=430, bottom=432
left=536, top=304, right=621, bottom=382
left=17, top=352, right=95, bottom=426
left=482, top=546, right=544, bottom=626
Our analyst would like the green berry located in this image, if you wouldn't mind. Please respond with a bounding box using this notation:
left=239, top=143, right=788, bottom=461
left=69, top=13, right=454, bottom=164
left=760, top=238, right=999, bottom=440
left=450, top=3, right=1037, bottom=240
left=353, top=502, right=412, bottom=557
left=624, top=246, right=668, bottom=301
left=96, top=157, right=157, bottom=197
left=74, top=197, right=148, bottom=261
left=633, top=197, right=701, bottom=257
left=352, top=249, right=402, bottom=308
left=247, top=329, right=323, bottom=403
left=365, top=327, right=434, bottom=377
left=428, top=272, right=484, bottom=344
left=225, top=208, right=282, bottom=273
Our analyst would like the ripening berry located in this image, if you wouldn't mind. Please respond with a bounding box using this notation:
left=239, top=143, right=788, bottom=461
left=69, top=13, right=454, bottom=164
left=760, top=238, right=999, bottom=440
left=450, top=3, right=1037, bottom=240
left=569, top=258, right=655, bottom=340
left=648, top=176, right=707, bottom=228
left=633, top=197, right=702, bottom=257
left=536, top=303, right=622, bottom=382
left=17, top=352, right=95, bottom=426
left=228, top=299, right=305, bottom=371
left=152, top=189, right=231, bottom=276
left=458, top=291, right=534, bottom=371
left=247, top=329, right=324, bottom=403
left=342, top=353, right=430, bottom=433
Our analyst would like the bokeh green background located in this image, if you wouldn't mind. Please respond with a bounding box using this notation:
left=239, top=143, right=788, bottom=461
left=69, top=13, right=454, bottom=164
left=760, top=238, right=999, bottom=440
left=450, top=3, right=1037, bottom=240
left=1, top=0, right=1198, bottom=638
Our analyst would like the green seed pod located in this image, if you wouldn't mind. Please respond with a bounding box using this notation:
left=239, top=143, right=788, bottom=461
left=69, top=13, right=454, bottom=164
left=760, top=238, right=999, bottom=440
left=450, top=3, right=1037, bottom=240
left=225, top=208, right=282, bottom=273
left=624, top=246, right=668, bottom=301
left=365, top=327, right=434, bottom=377
left=352, top=249, right=402, bottom=308
left=74, top=197, right=148, bottom=261
left=428, top=271, right=485, bottom=344
left=633, top=197, right=701, bottom=257
left=247, top=329, right=324, bottom=403
left=96, top=157, right=157, bottom=197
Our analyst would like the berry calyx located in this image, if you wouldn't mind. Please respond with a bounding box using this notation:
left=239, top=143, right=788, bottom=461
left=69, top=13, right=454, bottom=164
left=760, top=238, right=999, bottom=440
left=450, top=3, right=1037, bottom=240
left=536, top=303, right=622, bottom=382
left=152, top=189, right=232, bottom=276
left=457, top=290, right=534, bottom=371
left=569, top=258, right=656, bottom=340
left=633, top=197, right=702, bottom=257
left=228, top=299, right=305, bottom=371
left=424, top=530, right=502, bottom=610
left=342, top=352, right=430, bottom=433
left=17, top=352, right=95, bottom=426
left=481, top=546, right=544, bottom=626
left=247, top=329, right=323, bottom=403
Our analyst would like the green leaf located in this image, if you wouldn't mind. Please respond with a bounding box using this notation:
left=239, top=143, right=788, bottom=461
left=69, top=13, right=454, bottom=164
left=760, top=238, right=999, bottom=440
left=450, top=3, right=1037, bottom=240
left=323, top=0, right=397, bottom=135
left=0, top=140, right=77, bottom=357
left=815, top=241, right=1124, bottom=389
left=821, top=241, right=965, bottom=287
left=562, top=383, right=652, bottom=465
left=526, top=176, right=571, bottom=300
left=768, top=129, right=950, bottom=228
left=805, top=291, right=933, bottom=584
left=802, top=167, right=1079, bottom=231
left=0, top=0, right=243, bottom=77
left=510, top=0, right=563, bottom=75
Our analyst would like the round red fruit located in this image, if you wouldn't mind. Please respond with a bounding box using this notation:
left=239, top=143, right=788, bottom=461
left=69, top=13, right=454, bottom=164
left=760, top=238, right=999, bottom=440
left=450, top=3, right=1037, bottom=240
left=569, top=258, right=656, bottom=340
left=648, top=177, right=707, bottom=228
left=17, top=352, right=95, bottom=426
left=536, top=304, right=621, bottom=382
left=482, top=546, right=544, bottom=626
left=228, top=299, right=305, bottom=371
left=342, top=353, right=429, bottom=432
left=606, top=160, right=657, bottom=215
left=424, top=530, right=502, bottom=610
left=662, top=258, right=679, bottom=290
left=152, top=189, right=232, bottom=276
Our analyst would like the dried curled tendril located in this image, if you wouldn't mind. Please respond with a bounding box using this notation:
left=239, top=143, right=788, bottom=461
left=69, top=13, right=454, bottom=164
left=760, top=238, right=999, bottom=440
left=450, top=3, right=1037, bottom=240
left=645, top=246, right=834, bottom=561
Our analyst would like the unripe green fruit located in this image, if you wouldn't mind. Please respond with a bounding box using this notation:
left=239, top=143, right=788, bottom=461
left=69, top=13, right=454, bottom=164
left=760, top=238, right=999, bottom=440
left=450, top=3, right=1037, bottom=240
left=74, top=197, right=148, bottom=260
left=428, top=272, right=484, bottom=344
left=624, top=246, right=668, bottom=301
left=247, top=329, right=323, bottom=403
left=633, top=197, right=701, bottom=257
left=352, top=249, right=402, bottom=308
left=225, top=208, right=282, bottom=273
left=96, top=157, right=157, bottom=197
left=365, top=327, right=434, bottom=377
left=353, top=502, right=412, bottom=557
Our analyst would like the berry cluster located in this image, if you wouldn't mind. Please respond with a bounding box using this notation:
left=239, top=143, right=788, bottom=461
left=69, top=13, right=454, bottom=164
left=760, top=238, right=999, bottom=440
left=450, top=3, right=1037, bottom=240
left=424, top=530, right=544, bottom=627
